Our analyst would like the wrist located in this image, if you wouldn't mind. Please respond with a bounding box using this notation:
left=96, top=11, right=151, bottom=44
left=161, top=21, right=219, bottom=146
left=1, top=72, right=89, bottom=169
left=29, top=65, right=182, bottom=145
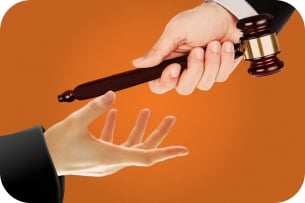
left=44, top=127, right=67, bottom=176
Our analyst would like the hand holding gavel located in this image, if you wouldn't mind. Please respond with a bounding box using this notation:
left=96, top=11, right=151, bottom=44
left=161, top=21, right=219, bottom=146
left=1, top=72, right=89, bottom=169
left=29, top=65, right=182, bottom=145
left=58, top=12, right=283, bottom=102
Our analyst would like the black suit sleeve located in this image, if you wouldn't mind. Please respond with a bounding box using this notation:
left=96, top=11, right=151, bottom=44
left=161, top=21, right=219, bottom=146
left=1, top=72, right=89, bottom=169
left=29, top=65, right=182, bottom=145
left=245, top=0, right=295, bottom=33
left=0, top=126, right=64, bottom=203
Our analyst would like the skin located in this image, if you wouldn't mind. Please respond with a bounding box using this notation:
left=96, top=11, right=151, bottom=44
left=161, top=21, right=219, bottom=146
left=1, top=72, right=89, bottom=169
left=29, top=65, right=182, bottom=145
left=45, top=91, right=188, bottom=177
left=45, top=1, right=242, bottom=177
left=133, top=1, right=243, bottom=95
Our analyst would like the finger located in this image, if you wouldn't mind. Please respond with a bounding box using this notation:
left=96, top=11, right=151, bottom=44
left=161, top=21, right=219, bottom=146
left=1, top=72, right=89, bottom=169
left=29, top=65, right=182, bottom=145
left=148, top=63, right=181, bottom=94
left=71, top=91, right=116, bottom=126
left=215, top=42, right=235, bottom=82
left=197, top=41, right=221, bottom=91
left=128, top=146, right=189, bottom=167
left=132, top=29, right=184, bottom=68
left=142, top=116, right=176, bottom=149
left=122, top=109, right=151, bottom=147
left=100, top=109, right=118, bottom=143
left=176, top=47, right=204, bottom=95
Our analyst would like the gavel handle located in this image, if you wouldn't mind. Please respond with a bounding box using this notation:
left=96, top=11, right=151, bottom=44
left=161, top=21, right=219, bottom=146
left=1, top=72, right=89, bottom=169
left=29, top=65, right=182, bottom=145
left=58, top=44, right=243, bottom=102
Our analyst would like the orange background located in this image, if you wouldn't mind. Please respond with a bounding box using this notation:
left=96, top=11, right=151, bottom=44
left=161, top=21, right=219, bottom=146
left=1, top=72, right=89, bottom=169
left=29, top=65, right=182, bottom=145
left=0, top=0, right=304, bottom=202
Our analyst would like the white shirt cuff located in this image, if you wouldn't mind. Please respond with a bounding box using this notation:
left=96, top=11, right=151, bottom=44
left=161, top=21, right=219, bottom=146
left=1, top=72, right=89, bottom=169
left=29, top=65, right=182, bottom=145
left=210, top=0, right=258, bottom=19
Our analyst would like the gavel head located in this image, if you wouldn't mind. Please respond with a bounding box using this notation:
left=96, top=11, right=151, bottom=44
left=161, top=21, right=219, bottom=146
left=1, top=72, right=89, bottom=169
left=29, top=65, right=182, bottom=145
left=237, top=13, right=284, bottom=77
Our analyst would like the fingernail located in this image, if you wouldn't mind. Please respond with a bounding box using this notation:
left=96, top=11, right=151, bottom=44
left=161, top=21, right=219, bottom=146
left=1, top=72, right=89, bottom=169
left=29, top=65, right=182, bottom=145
left=170, top=66, right=180, bottom=78
left=103, top=91, right=115, bottom=105
left=195, top=48, right=204, bottom=60
left=224, top=42, right=233, bottom=53
left=210, top=41, right=220, bottom=54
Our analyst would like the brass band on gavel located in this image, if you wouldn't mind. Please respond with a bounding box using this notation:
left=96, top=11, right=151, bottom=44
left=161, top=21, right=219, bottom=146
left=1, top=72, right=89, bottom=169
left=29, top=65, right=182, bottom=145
left=242, top=33, right=281, bottom=60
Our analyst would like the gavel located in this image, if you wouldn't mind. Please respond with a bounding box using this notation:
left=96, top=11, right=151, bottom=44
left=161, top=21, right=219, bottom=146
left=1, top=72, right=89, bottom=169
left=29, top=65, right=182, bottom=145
left=58, top=13, right=283, bottom=102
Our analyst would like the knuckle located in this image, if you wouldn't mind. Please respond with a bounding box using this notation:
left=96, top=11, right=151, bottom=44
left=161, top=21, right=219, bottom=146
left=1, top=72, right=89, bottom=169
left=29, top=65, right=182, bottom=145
left=89, top=99, right=104, bottom=112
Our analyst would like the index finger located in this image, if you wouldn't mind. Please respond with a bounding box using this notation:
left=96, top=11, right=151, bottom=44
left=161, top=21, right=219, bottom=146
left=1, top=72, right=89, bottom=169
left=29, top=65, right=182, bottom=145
left=132, top=28, right=185, bottom=68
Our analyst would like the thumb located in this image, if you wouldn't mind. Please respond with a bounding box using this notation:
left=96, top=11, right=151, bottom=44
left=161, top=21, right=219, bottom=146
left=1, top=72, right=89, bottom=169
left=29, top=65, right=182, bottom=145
left=132, top=31, right=182, bottom=68
left=71, top=91, right=116, bottom=126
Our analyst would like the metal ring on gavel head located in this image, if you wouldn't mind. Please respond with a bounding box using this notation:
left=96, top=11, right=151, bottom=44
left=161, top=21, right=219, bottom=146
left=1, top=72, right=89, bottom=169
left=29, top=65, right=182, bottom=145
left=241, top=33, right=280, bottom=60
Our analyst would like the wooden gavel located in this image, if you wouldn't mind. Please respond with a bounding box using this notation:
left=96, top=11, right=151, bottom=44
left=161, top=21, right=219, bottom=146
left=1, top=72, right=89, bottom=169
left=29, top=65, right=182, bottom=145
left=58, top=13, right=283, bottom=102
